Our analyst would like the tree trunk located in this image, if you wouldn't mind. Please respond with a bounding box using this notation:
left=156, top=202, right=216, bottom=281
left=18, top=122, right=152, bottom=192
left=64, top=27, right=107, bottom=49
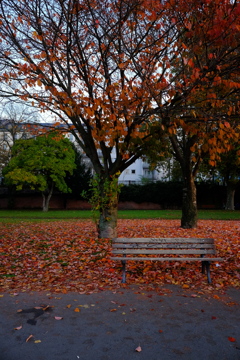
left=90, top=173, right=120, bottom=239
left=42, top=183, right=54, bottom=212
left=225, top=182, right=236, bottom=210
left=98, top=203, right=118, bottom=238
left=181, top=173, right=198, bottom=228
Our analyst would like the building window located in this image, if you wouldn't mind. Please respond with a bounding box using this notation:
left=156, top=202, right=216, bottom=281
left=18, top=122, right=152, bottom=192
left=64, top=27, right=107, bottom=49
left=131, top=169, right=135, bottom=174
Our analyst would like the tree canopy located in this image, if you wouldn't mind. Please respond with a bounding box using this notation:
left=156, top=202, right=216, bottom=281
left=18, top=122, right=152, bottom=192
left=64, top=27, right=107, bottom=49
left=0, top=0, right=240, bottom=235
left=3, top=133, right=76, bottom=211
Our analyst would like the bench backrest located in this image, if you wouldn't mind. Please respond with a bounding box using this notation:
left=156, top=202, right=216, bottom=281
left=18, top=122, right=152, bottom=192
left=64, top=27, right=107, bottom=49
left=112, top=238, right=216, bottom=255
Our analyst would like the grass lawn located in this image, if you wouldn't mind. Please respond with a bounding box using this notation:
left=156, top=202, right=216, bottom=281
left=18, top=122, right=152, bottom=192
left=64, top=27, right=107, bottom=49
left=0, top=209, right=239, bottom=223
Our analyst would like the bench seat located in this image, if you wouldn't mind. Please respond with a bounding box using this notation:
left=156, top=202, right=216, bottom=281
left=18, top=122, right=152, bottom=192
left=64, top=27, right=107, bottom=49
left=111, top=237, right=222, bottom=283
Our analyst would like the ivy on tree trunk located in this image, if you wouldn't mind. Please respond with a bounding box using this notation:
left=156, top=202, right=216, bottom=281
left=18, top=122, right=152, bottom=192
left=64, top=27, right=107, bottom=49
left=85, top=173, right=121, bottom=238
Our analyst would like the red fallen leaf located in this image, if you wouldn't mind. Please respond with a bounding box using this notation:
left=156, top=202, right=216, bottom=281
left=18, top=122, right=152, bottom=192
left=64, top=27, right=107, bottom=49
left=228, top=337, right=236, bottom=342
left=135, top=345, right=142, bottom=352
left=26, top=334, right=33, bottom=343
left=110, top=309, right=117, bottom=312
left=212, top=316, right=217, bottom=320
left=54, top=316, right=63, bottom=320
left=14, top=325, right=22, bottom=330
left=158, top=330, right=163, bottom=333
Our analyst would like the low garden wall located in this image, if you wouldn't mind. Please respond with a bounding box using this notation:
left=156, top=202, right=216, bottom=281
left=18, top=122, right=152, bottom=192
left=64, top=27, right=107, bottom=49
left=0, top=195, right=162, bottom=210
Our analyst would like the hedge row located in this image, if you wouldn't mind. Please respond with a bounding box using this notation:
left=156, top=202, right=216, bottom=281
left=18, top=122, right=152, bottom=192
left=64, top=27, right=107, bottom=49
left=119, top=182, right=238, bottom=209
left=1, top=181, right=239, bottom=210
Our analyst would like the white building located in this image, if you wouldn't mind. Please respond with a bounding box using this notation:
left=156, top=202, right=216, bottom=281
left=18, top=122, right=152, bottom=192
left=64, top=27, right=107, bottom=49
left=118, top=158, right=166, bottom=184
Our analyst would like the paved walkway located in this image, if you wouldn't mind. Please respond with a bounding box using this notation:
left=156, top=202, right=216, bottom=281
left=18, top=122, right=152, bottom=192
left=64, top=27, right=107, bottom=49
left=0, top=285, right=239, bottom=360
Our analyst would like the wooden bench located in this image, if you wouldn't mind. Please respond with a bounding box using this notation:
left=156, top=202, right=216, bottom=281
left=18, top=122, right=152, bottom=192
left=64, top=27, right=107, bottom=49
left=111, top=237, right=222, bottom=284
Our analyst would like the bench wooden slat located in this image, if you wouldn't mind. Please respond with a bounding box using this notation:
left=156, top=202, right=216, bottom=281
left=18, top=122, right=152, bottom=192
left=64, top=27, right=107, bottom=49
left=112, top=243, right=215, bottom=249
left=112, top=249, right=216, bottom=255
left=112, top=238, right=214, bottom=244
left=111, top=257, right=222, bottom=261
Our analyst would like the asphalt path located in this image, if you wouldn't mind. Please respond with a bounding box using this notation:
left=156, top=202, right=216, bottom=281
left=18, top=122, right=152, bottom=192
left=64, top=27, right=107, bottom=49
left=0, top=285, right=239, bottom=360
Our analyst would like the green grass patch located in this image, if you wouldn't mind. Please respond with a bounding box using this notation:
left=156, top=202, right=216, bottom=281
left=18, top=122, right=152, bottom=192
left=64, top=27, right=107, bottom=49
left=0, top=209, right=239, bottom=223
left=118, top=209, right=240, bottom=220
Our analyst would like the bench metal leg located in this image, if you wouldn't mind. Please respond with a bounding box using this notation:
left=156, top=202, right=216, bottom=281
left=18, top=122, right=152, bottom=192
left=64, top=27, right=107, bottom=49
left=201, top=255, right=205, bottom=274
left=202, top=260, right=212, bottom=284
left=121, top=259, right=126, bottom=283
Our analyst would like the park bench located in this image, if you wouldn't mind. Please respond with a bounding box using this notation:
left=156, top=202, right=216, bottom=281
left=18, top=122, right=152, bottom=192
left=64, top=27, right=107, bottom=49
left=111, top=237, right=222, bottom=284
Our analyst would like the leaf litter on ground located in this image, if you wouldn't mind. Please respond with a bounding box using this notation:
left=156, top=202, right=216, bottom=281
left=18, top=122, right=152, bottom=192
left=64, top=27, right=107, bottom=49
left=0, top=219, right=239, bottom=294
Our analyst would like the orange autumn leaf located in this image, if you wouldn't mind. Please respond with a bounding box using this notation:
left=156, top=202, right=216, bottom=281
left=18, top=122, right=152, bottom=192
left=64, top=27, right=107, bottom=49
left=26, top=335, right=34, bottom=343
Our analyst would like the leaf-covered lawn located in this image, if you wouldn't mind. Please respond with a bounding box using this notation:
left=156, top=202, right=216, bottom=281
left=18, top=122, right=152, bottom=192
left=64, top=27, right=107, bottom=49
left=0, top=220, right=239, bottom=293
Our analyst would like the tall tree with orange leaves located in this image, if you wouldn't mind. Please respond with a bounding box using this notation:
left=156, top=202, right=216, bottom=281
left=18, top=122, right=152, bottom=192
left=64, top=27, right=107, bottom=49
left=145, top=0, right=240, bottom=227
left=159, top=0, right=240, bottom=227
left=0, top=0, right=240, bottom=235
